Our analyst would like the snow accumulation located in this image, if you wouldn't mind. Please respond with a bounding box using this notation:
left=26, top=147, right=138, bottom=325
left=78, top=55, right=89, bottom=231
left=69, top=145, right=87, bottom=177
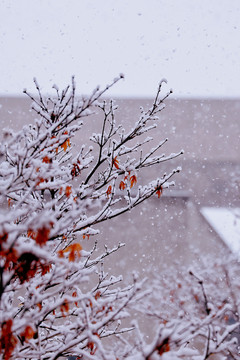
left=201, top=207, right=240, bottom=254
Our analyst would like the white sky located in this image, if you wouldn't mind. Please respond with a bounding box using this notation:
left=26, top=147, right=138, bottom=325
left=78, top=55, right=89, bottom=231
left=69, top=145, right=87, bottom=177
left=1, top=0, right=240, bottom=98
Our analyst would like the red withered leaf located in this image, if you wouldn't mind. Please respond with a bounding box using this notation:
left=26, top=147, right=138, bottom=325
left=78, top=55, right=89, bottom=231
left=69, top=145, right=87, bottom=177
left=106, top=185, right=112, bottom=197
left=71, top=163, right=81, bottom=177
left=37, top=302, right=42, bottom=311
left=83, top=234, right=90, bottom=240
left=36, top=177, right=45, bottom=186
left=7, top=198, right=12, bottom=208
left=113, top=156, right=119, bottom=169
left=58, top=249, right=64, bottom=258
left=4, top=247, right=18, bottom=270
left=130, top=175, right=137, bottom=188
left=21, top=326, right=34, bottom=342
left=35, top=227, right=50, bottom=246
left=61, top=138, right=70, bottom=152
left=42, top=156, right=51, bottom=163
left=157, top=338, right=170, bottom=356
left=27, top=229, right=36, bottom=239
left=60, top=300, right=69, bottom=317
left=155, top=185, right=163, bottom=198
left=40, top=263, right=52, bottom=275
left=119, top=180, right=126, bottom=190
left=72, top=291, right=78, bottom=307
left=65, top=186, right=72, bottom=198
left=0, top=319, right=17, bottom=360
left=63, top=243, right=82, bottom=262
left=94, top=291, right=101, bottom=300
left=0, top=232, right=8, bottom=252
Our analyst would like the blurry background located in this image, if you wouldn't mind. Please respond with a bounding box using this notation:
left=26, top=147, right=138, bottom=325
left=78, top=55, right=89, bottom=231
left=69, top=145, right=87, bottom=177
left=0, top=0, right=240, bottom=277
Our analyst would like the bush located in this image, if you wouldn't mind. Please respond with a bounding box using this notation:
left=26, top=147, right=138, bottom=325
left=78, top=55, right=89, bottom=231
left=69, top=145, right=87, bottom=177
left=2, top=76, right=238, bottom=359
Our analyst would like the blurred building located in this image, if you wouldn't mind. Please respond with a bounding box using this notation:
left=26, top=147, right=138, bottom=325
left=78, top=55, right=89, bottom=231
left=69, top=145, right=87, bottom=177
left=0, top=96, right=239, bottom=279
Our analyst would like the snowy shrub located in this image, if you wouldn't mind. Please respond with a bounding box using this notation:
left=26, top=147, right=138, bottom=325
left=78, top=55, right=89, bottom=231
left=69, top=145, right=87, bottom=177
left=0, top=76, right=183, bottom=359
left=139, top=254, right=240, bottom=359
left=1, top=75, right=238, bottom=360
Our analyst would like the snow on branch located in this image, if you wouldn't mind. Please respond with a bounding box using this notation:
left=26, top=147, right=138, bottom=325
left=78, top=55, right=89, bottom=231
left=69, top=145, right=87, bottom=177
left=4, top=77, right=239, bottom=359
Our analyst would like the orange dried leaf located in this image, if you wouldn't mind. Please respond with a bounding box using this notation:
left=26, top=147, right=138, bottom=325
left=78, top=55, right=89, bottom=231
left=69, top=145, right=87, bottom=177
left=94, top=291, right=101, bottom=300
left=93, top=332, right=100, bottom=338
left=4, top=247, right=18, bottom=270
left=194, top=294, right=199, bottom=302
left=36, top=177, right=45, bottom=186
left=155, top=185, right=163, bottom=198
left=113, top=156, right=119, bottom=169
left=63, top=243, right=82, bottom=262
left=65, top=186, right=72, bottom=198
left=58, top=250, right=64, bottom=258
left=119, top=181, right=126, bottom=190
left=224, top=315, right=229, bottom=322
left=61, top=138, right=70, bottom=152
left=130, top=175, right=137, bottom=188
left=21, top=326, right=34, bottom=342
left=71, top=163, right=81, bottom=177
left=60, top=300, right=69, bottom=317
left=42, top=156, right=51, bottom=163
left=7, top=198, right=12, bottom=208
left=106, top=185, right=112, bottom=197
left=124, top=172, right=130, bottom=181
left=41, top=263, right=52, bottom=275
left=72, top=291, right=78, bottom=307
left=83, top=234, right=90, bottom=240
left=1, top=319, right=17, bottom=360
left=35, top=227, right=51, bottom=246
left=87, top=339, right=97, bottom=355
left=157, top=340, right=170, bottom=355
left=87, top=341, right=94, bottom=352
left=27, top=229, right=36, bottom=239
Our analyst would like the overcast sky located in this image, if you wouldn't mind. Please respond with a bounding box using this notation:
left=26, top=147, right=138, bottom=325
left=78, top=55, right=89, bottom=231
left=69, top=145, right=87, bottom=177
left=1, top=0, right=240, bottom=98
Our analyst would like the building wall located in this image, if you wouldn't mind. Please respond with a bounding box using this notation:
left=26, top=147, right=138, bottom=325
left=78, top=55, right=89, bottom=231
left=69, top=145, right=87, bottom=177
left=0, top=96, right=239, bottom=277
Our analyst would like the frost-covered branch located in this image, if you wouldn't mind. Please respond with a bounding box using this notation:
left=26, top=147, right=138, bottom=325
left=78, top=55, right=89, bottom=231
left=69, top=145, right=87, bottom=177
left=0, top=76, right=186, bottom=360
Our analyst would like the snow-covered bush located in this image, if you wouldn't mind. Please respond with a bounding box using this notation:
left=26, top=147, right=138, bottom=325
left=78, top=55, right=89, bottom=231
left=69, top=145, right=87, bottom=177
left=139, top=254, right=240, bottom=360
left=1, top=75, right=238, bottom=360
left=0, top=76, right=183, bottom=359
